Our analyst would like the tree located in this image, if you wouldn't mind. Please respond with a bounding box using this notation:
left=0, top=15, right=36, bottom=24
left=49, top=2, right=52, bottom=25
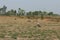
left=18, top=8, right=25, bottom=16
left=26, top=11, right=32, bottom=16
left=6, top=9, right=17, bottom=16
left=0, top=8, right=2, bottom=14
left=38, top=11, right=42, bottom=16
left=6, top=11, right=10, bottom=16
left=40, top=12, right=44, bottom=20
left=39, top=11, right=42, bottom=13
left=21, top=10, right=25, bottom=16
left=43, top=11, right=47, bottom=14
left=14, top=10, right=17, bottom=16
left=48, top=12, right=53, bottom=16
left=39, top=11, right=45, bottom=20
left=32, top=11, right=39, bottom=16
left=2, top=5, right=7, bottom=14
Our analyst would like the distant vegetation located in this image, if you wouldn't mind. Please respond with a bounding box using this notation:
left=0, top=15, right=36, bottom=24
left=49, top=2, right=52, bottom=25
left=0, top=5, right=60, bottom=40
left=0, top=5, right=59, bottom=19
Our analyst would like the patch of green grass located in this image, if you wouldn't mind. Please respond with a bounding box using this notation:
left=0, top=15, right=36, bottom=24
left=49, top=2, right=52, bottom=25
left=0, top=33, right=5, bottom=38
left=19, top=26, right=41, bottom=38
left=40, top=30, right=60, bottom=40
left=11, top=32, right=19, bottom=39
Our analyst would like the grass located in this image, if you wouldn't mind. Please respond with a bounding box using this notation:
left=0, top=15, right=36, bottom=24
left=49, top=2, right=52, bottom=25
left=0, top=16, right=60, bottom=40
left=0, top=33, right=5, bottom=38
left=11, top=32, right=19, bottom=39
left=40, top=30, right=59, bottom=40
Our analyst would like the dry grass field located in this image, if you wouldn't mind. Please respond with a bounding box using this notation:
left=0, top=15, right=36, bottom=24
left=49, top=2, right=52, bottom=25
left=0, top=16, right=60, bottom=40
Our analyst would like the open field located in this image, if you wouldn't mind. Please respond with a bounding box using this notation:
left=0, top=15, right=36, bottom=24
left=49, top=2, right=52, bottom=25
left=0, top=16, right=60, bottom=40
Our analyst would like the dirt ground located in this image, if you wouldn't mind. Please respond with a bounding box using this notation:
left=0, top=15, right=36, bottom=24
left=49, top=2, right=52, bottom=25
left=0, top=16, right=60, bottom=40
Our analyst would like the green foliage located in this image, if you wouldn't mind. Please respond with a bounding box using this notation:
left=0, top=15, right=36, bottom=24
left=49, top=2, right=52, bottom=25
left=42, top=30, right=60, bottom=40
left=27, top=11, right=32, bottom=16
left=48, top=12, right=53, bottom=16
left=11, top=32, right=19, bottom=39
left=0, top=5, right=59, bottom=17
left=40, top=13, right=44, bottom=20
left=0, top=34, right=5, bottom=38
left=18, top=8, right=25, bottom=16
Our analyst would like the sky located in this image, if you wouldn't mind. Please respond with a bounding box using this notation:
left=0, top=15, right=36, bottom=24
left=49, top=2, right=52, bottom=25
left=0, top=0, right=60, bottom=14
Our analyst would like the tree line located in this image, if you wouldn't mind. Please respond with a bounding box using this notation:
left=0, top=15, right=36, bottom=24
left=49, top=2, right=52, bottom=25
left=0, top=5, right=59, bottom=17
